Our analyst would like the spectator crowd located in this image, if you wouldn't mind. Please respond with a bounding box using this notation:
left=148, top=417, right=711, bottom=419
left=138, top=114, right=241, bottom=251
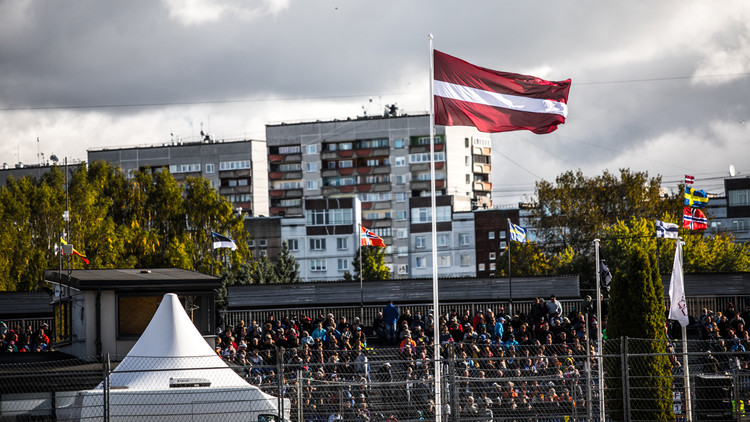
left=0, top=321, right=52, bottom=353
left=211, top=295, right=606, bottom=421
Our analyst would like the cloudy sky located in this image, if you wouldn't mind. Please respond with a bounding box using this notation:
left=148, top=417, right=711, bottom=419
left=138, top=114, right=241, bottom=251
left=1, top=0, right=749, bottom=204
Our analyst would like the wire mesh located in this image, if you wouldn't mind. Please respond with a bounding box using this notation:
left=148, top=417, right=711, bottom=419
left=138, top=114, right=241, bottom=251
left=5, top=339, right=750, bottom=421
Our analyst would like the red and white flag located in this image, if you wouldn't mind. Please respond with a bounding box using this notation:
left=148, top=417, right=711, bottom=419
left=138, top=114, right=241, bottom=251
left=361, top=226, right=386, bottom=247
left=683, top=207, right=708, bottom=230
left=685, top=174, right=694, bottom=185
left=433, top=50, right=571, bottom=134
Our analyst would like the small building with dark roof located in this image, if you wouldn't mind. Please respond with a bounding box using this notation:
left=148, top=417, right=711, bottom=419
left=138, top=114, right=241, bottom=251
left=44, top=268, right=221, bottom=359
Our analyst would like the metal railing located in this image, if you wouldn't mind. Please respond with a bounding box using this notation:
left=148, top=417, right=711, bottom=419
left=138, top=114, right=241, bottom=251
left=4, top=338, right=750, bottom=421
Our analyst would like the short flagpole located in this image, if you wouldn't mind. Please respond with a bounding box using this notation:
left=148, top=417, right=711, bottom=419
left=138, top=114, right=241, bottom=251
left=359, top=224, right=364, bottom=318
left=507, top=219, right=513, bottom=317
left=594, top=238, right=605, bottom=422
left=428, top=33, right=443, bottom=422
left=677, top=238, right=693, bottom=422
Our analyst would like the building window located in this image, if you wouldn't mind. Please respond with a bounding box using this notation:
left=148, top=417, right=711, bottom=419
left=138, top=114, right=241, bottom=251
left=309, top=238, right=326, bottom=251
left=729, top=189, right=750, bottom=206
left=438, top=255, right=451, bottom=267
left=337, top=237, right=348, bottom=250
left=287, top=239, right=299, bottom=251
left=396, top=175, right=407, bottom=185
left=489, top=252, right=496, bottom=261
left=306, top=180, right=319, bottom=190
left=488, top=231, right=495, bottom=240
left=437, top=234, right=449, bottom=248
left=395, top=139, right=406, bottom=149
left=306, top=144, right=318, bottom=154
left=398, top=264, right=409, bottom=274
left=411, top=206, right=451, bottom=223
left=500, top=230, right=507, bottom=239
left=397, top=229, right=408, bottom=238
left=205, top=163, right=215, bottom=174
left=395, top=210, right=408, bottom=221
left=219, top=160, right=251, bottom=171
left=395, top=157, right=406, bottom=166
left=169, top=163, right=201, bottom=173
left=459, top=233, right=470, bottom=246
left=305, top=162, right=318, bottom=172
left=259, top=249, right=267, bottom=257
left=500, top=241, right=507, bottom=250
left=415, top=257, right=427, bottom=269
left=306, top=209, right=353, bottom=226
left=310, top=259, right=327, bottom=271
left=416, top=236, right=426, bottom=249
left=337, top=259, right=349, bottom=271
left=460, top=254, right=471, bottom=267
left=397, top=246, right=408, bottom=257
left=733, top=220, right=747, bottom=231
left=478, top=263, right=485, bottom=271
left=259, top=240, right=266, bottom=247
left=248, top=240, right=255, bottom=248
left=339, top=160, right=353, bottom=168
left=489, top=263, right=496, bottom=271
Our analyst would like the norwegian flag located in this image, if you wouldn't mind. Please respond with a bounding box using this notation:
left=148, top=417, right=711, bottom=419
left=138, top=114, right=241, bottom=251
left=685, top=174, right=695, bottom=185
left=683, top=207, right=708, bottom=230
left=361, top=226, right=386, bottom=247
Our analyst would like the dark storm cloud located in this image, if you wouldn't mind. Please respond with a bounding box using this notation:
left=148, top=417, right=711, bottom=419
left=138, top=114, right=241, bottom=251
left=0, top=0, right=748, bottom=201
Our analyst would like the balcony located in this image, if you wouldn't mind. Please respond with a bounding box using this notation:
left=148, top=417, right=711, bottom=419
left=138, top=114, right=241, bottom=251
left=473, top=163, right=491, bottom=174
left=269, top=153, right=302, bottom=163
left=219, top=185, right=251, bottom=195
left=473, top=146, right=491, bottom=156
left=372, top=182, right=391, bottom=192
left=373, top=165, right=391, bottom=174
left=269, top=171, right=302, bottom=180
left=473, top=181, right=492, bottom=192
left=269, top=188, right=302, bottom=198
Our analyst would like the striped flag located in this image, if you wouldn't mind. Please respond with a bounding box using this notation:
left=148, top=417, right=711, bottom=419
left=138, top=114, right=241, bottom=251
left=211, top=231, right=237, bottom=251
left=685, top=174, right=694, bottom=185
left=433, top=50, right=571, bottom=134
left=655, top=220, right=679, bottom=239
left=508, top=220, right=527, bottom=243
left=361, top=226, right=386, bottom=247
left=683, top=207, right=708, bottom=230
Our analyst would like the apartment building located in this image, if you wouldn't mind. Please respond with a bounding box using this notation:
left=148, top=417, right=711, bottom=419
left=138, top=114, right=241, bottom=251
left=88, top=138, right=269, bottom=217
left=265, top=113, right=491, bottom=278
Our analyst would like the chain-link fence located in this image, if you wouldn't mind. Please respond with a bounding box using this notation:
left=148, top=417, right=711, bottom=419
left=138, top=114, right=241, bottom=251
left=3, top=339, right=750, bottom=421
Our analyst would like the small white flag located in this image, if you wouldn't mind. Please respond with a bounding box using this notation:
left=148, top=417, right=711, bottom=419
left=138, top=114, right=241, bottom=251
left=656, top=220, right=679, bottom=239
left=668, top=244, right=689, bottom=327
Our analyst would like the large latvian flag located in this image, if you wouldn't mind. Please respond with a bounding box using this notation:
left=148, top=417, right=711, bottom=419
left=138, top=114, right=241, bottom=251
left=433, top=50, right=571, bottom=134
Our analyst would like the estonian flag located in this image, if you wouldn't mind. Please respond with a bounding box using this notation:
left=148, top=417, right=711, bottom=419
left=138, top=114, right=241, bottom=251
left=211, top=231, right=237, bottom=251
left=655, top=220, right=679, bottom=239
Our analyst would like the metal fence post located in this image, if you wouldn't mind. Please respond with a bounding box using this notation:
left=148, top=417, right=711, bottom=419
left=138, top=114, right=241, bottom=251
left=297, top=368, right=303, bottom=422
left=448, top=345, right=458, bottom=422
left=277, top=346, right=284, bottom=422
left=622, top=337, right=630, bottom=422
left=103, top=353, right=110, bottom=422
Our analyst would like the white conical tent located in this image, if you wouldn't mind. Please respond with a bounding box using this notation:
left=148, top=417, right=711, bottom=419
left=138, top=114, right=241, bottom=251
left=103, top=293, right=247, bottom=390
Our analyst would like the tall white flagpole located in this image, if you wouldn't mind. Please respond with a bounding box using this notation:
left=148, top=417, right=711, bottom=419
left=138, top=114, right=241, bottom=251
left=428, top=33, right=443, bottom=422
left=594, top=239, right=605, bottom=422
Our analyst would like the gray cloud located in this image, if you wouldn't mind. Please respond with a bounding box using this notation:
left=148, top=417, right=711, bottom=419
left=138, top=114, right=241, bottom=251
left=0, top=0, right=748, bottom=202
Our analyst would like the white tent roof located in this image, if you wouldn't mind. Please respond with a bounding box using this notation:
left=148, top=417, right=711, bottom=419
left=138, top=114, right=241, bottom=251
left=104, top=293, right=248, bottom=390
